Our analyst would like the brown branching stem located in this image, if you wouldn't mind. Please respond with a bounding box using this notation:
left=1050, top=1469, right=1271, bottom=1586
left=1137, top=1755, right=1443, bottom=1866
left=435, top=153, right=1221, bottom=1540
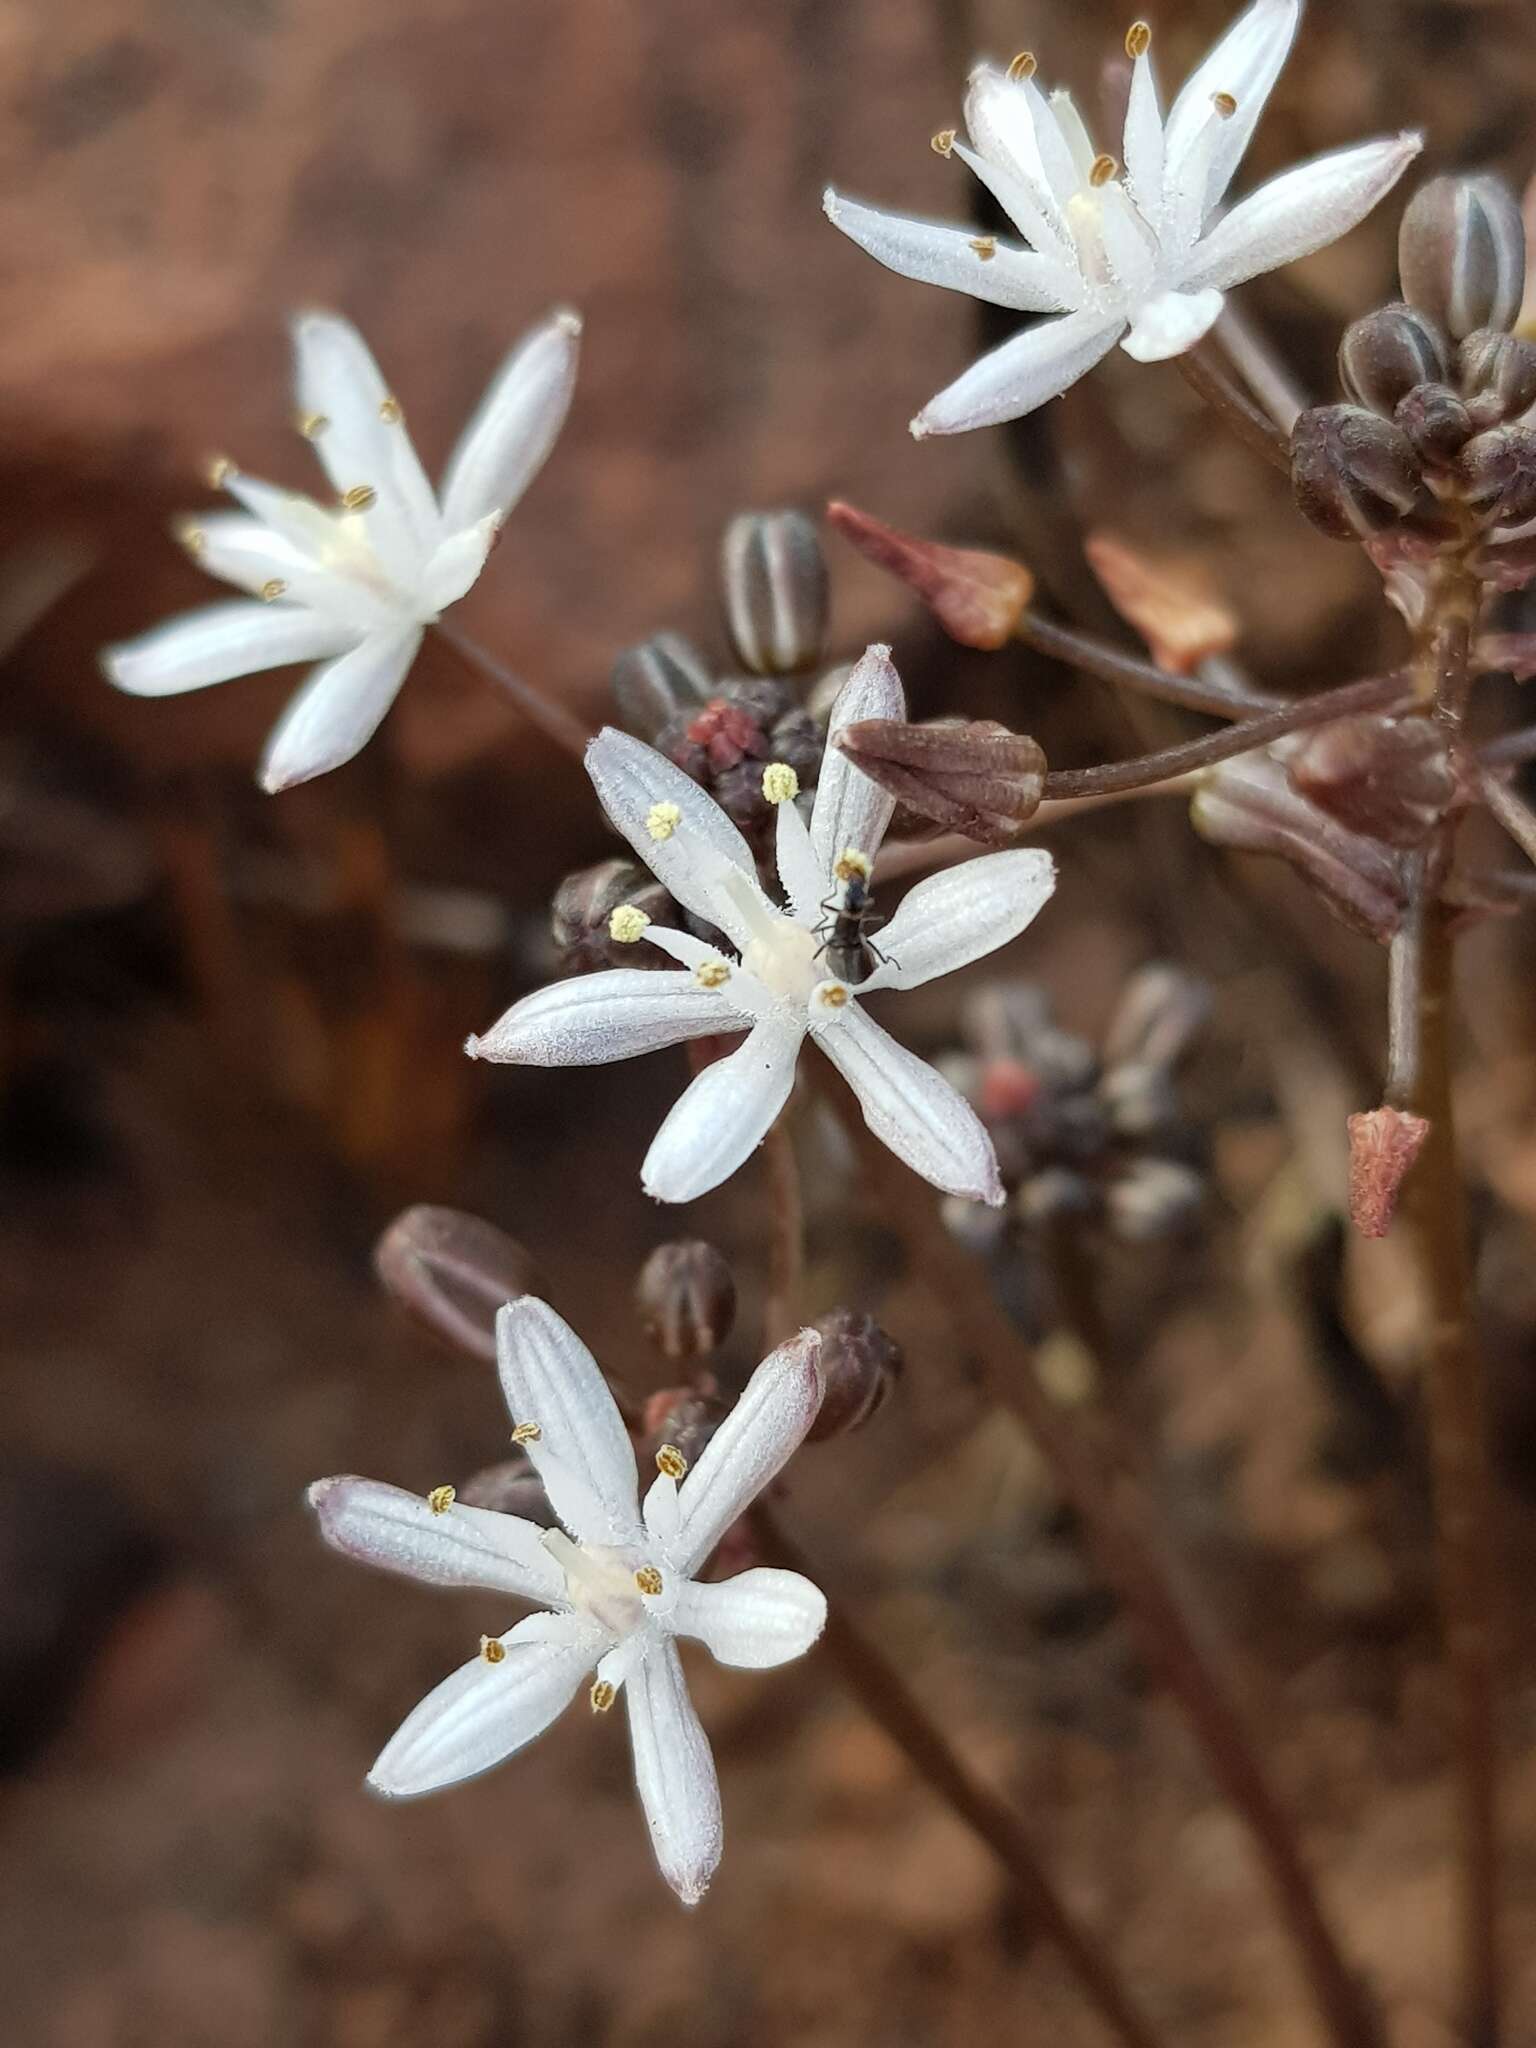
left=1176, top=341, right=1294, bottom=475
left=433, top=621, right=594, bottom=762
left=820, top=1075, right=1383, bottom=2048
left=751, top=1502, right=1172, bottom=2048
left=1015, top=608, right=1282, bottom=717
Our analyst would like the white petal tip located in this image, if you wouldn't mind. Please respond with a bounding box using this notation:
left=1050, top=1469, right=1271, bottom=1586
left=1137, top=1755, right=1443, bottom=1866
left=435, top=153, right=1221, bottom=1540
left=822, top=187, right=841, bottom=220
left=552, top=306, right=584, bottom=337
left=306, top=1477, right=340, bottom=1513
left=463, top=1034, right=482, bottom=1059
left=908, top=414, right=932, bottom=441
left=672, top=1880, right=710, bottom=1909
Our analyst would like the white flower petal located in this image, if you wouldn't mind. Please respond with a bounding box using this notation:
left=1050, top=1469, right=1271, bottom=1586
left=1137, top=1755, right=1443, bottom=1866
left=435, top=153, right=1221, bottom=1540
left=642, top=1470, right=682, bottom=1559
left=420, top=515, right=500, bottom=614
left=307, top=1476, right=565, bottom=1606
left=291, top=310, right=442, bottom=588
left=814, top=1002, right=1003, bottom=1205
left=641, top=1012, right=805, bottom=1204
left=186, top=514, right=394, bottom=633
left=962, top=69, right=1076, bottom=251
left=822, top=190, right=1076, bottom=311
left=1184, top=134, right=1422, bottom=295
left=625, top=1639, right=723, bottom=1906
left=638, top=926, right=777, bottom=1021
left=1163, top=0, right=1299, bottom=219
left=439, top=308, right=582, bottom=532
left=911, top=309, right=1125, bottom=436
left=860, top=847, right=1056, bottom=993
left=585, top=728, right=768, bottom=948
left=774, top=798, right=825, bottom=928
left=257, top=624, right=422, bottom=792
left=102, top=602, right=357, bottom=697
left=1121, top=286, right=1226, bottom=362
left=468, top=970, right=746, bottom=1067
left=496, top=1297, right=641, bottom=1546
left=1121, top=44, right=1165, bottom=218
left=809, top=646, right=903, bottom=878
left=671, top=1568, right=827, bottom=1669
left=671, top=1329, right=824, bottom=1575
left=367, top=1610, right=599, bottom=1799
left=221, top=472, right=343, bottom=561
left=594, top=1626, right=655, bottom=1698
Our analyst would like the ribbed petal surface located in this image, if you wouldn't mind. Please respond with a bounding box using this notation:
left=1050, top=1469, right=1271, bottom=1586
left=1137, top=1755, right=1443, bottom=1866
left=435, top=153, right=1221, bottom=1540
left=469, top=970, right=745, bottom=1066
left=912, top=310, right=1124, bottom=437
left=671, top=1569, right=827, bottom=1669
left=809, top=647, right=903, bottom=876
left=257, top=625, right=422, bottom=792
left=308, top=1476, right=565, bottom=1605
left=640, top=1012, right=804, bottom=1203
left=496, top=1297, right=641, bottom=1546
left=102, top=602, right=356, bottom=697
left=625, top=1640, right=723, bottom=1906
left=823, top=191, right=1076, bottom=311
left=669, top=1330, right=824, bottom=1575
left=815, top=1002, right=1003, bottom=1204
left=860, top=847, right=1055, bottom=992
left=439, top=309, right=582, bottom=532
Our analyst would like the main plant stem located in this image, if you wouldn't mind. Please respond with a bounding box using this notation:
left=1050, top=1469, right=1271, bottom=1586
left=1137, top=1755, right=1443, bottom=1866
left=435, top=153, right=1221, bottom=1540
left=824, top=1082, right=1383, bottom=2048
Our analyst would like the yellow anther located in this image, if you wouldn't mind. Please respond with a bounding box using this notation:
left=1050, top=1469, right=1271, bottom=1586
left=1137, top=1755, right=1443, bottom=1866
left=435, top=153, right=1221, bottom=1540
left=694, top=957, right=731, bottom=991
left=511, top=1421, right=542, bottom=1445
left=646, top=800, right=682, bottom=841
left=969, top=236, right=997, bottom=261
left=608, top=903, right=652, bottom=944
left=205, top=455, right=235, bottom=490
left=378, top=396, right=404, bottom=424
left=427, top=1484, right=456, bottom=1515
left=259, top=578, right=288, bottom=602
left=930, top=128, right=956, bottom=157
left=590, top=1679, right=616, bottom=1713
left=1125, top=21, right=1151, bottom=57
left=1007, top=51, right=1037, bottom=80
left=481, top=1635, right=507, bottom=1664
left=833, top=847, right=872, bottom=883
left=174, top=520, right=206, bottom=556
left=341, top=484, right=378, bottom=512
left=1211, top=90, right=1237, bottom=118
left=1089, top=153, right=1118, bottom=188
left=816, top=982, right=851, bottom=1011
left=296, top=411, right=329, bottom=439
left=635, top=1566, right=664, bottom=1596
left=762, top=761, right=800, bottom=805
left=656, top=1444, right=688, bottom=1481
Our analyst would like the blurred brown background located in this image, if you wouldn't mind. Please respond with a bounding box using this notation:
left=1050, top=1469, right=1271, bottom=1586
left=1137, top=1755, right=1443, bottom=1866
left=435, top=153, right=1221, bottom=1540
left=5, top=1, right=1536, bottom=2044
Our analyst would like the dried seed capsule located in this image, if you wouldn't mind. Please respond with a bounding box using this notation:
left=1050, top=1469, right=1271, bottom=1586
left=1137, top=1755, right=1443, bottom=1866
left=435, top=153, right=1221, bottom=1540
left=1290, top=404, right=1422, bottom=540
left=826, top=499, right=1034, bottom=650
left=1393, top=382, right=1473, bottom=466
left=1458, top=330, right=1536, bottom=425
left=806, top=1309, right=902, bottom=1441
left=1284, top=712, right=1454, bottom=847
left=551, top=858, right=673, bottom=973
left=1399, top=173, right=1526, bottom=341
left=720, top=510, right=829, bottom=675
left=1456, top=424, right=1536, bottom=524
left=374, top=1207, right=540, bottom=1362
left=610, top=632, right=712, bottom=737
left=1338, top=303, right=1451, bottom=416
left=636, top=1240, right=737, bottom=1360
left=834, top=716, right=1046, bottom=844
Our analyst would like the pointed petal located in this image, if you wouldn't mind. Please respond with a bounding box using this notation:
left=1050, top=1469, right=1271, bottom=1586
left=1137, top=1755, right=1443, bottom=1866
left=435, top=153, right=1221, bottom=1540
left=672, top=1569, right=827, bottom=1669
left=102, top=602, right=356, bottom=697
left=367, top=1610, right=599, bottom=1798
left=814, top=1003, right=1002, bottom=1205
left=641, top=1011, right=804, bottom=1204
left=585, top=728, right=768, bottom=949
left=671, top=1329, right=824, bottom=1575
left=625, top=1639, right=723, bottom=1905
left=496, top=1297, right=641, bottom=1546
left=1121, top=286, right=1225, bottom=362
left=420, top=515, right=499, bottom=614
left=822, top=191, right=1076, bottom=311
left=257, top=624, right=421, bottom=791
left=467, top=969, right=748, bottom=1067
left=860, top=848, right=1055, bottom=992
left=1163, top=0, right=1299, bottom=217
left=439, top=308, right=582, bottom=532
left=809, top=646, right=903, bottom=876
left=291, top=310, right=442, bottom=586
left=775, top=796, right=825, bottom=927
left=911, top=311, right=1124, bottom=436
left=307, top=1476, right=565, bottom=1605
left=1122, top=44, right=1165, bottom=217
left=962, top=68, right=1077, bottom=249
left=1183, top=134, right=1422, bottom=294
left=182, top=514, right=395, bottom=632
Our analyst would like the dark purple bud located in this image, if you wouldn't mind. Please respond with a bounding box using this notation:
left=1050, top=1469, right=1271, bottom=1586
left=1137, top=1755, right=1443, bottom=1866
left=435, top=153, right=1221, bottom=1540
left=721, top=510, right=829, bottom=675
left=1290, top=405, right=1422, bottom=541
left=551, top=858, right=675, bottom=973
left=1284, top=712, right=1455, bottom=847
left=611, top=632, right=711, bottom=737
left=635, top=1241, right=737, bottom=1360
left=1338, top=303, right=1451, bottom=415
left=1458, top=330, right=1536, bottom=426
left=835, top=716, right=1046, bottom=844
left=1456, top=425, right=1536, bottom=525
left=807, top=1309, right=902, bottom=1441
left=374, top=1207, right=540, bottom=1362
left=1393, top=383, right=1473, bottom=466
left=1399, top=173, right=1526, bottom=340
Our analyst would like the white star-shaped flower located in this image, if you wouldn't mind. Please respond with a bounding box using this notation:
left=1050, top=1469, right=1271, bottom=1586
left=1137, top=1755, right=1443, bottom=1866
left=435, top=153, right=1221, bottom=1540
left=469, top=645, right=1055, bottom=1206
left=310, top=1296, right=826, bottom=1906
left=102, top=307, right=581, bottom=791
left=824, top=0, right=1420, bottom=435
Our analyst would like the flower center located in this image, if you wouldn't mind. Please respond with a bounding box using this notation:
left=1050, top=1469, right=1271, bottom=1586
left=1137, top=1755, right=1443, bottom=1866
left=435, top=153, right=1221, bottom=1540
left=743, top=916, right=821, bottom=1005
left=543, top=1530, right=648, bottom=1635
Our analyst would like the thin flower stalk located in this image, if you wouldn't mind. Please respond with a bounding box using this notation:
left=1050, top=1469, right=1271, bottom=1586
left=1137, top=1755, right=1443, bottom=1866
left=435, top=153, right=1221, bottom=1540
left=1012, top=607, right=1283, bottom=715
left=434, top=618, right=595, bottom=763
left=1176, top=336, right=1294, bottom=472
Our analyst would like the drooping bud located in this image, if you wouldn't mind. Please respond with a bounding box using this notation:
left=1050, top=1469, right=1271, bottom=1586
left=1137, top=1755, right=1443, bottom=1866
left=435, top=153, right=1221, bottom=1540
left=635, top=1240, right=737, bottom=1360
left=835, top=716, right=1045, bottom=843
left=374, top=1206, right=540, bottom=1362
left=1102, top=964, right=1210, bottom=1073
left=610, top=632, right=712, bottom=737
left=1455, top=424, right=1536, bottom=525
left=1346, top=1106, right=1430, bottom=1237
left=1399, top=173, right=1526, bottom=341
left=1458, top=330, right=1536, bottom=426
left=1393, top=383, right=1473, bottom=466
left=1338, top=303, right=1451, bottom=415
left=1284, top=713, right=1455, bottom=847
left=720, top=510, right=829, bottom=676
left=826, top=498, right=1034, bottom=650
left=806, top=1308, right=901, bottom=1441
left=1290, top=405, right=1423, bottom=540
left=1082, top=531, right=1239, bottom=673
left=551, top=858, right=674, bottom=973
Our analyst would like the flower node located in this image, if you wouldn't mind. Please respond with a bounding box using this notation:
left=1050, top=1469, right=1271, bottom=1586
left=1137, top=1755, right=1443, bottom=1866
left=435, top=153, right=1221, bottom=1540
left=427, top=1484, right=456, bottom=1515
left=969, top=236, right=997, bottom=262
left=296, top=411, right=329, bottom=439
left=1089, top=153, right=1118, bottom=188
left=762, top=761, right=800, bottom=805
left=480, top=1635, right=507, bottom=1664
left=634, top=1566, right=664, bottom=1596
left=930, top=128, right=955, bottom=156
left=341, top=484, right=378, bottom=512
left=378, top=396, right=404, bottom=423
left=175, top=522, right=207, bottom=556
left=511, top=1421, right=543, bottom=1444
left=260, top=578, right=288, bottom=602
left=608, top=903, right=652, bottom=944
left=814, top=981, right=851, bottom=1012
left=205, top=455, right=235, bottom=489
left=1211, top=90, right=1237, bottom=118
left=833, top=848, right=872, bottom=883
left=656, top=1443, right=689, bottom=1480
left=646, top=800, right=683, bottom=841
left=1006, top=50, right=1036, bottom=80
left=589, top=1679, right=616, bottom=1713
left=1125, top=22, right=1151, bottom=57
left=694, top=957, right=732, bottom=990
